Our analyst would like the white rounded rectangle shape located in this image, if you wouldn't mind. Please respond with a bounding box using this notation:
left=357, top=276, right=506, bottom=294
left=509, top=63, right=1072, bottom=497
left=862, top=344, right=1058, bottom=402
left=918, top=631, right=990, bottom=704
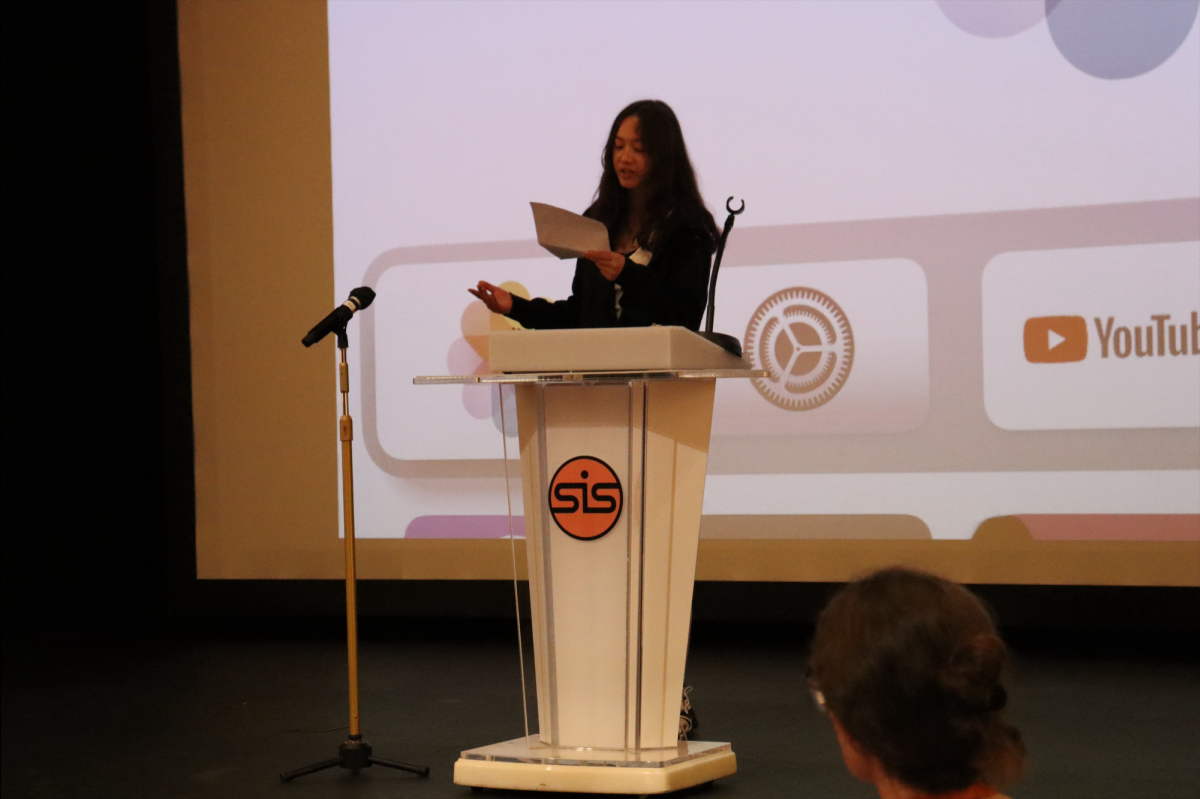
left=375, top=256, right=572, bottom=461
left=982, top=242, right=1200, bottom=431
left=712, top=259, right=929, bottom=435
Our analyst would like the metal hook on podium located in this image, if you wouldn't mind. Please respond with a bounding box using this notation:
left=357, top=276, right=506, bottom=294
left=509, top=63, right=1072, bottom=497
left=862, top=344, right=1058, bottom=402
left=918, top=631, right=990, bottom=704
left=699, top=196, right=746, bottom=356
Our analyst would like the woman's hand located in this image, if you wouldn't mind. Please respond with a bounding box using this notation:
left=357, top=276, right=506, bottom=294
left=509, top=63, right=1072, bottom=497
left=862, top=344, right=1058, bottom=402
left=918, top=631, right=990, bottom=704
left=584, top=250, right=625, bottom=282
left=468, top=281, right=513, bottom=314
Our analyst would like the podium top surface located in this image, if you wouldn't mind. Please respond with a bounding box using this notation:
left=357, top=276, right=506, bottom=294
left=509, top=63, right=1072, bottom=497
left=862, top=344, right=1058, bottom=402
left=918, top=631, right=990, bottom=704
left=490, top=326, right=749, bottom=372
left=415, top=326, right=765, bottom=385
left=414, top=367, right=763, bottom=385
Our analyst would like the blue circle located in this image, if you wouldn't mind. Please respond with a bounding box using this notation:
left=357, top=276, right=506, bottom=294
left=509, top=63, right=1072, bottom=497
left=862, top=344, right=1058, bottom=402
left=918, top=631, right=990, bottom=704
left=1047, top=0, right=1199, bottom=80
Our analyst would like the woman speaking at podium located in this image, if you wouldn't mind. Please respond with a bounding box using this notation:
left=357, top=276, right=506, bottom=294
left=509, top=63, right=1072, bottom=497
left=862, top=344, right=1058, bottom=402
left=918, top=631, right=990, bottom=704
left=470, top=99, right=720, bottom=330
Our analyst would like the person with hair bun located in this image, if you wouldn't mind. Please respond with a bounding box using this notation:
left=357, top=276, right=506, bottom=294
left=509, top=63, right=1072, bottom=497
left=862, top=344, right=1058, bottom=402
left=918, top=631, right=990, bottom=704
left=808, top=568, right=1026, bottom=799
left=471, top=99, right=719, bottom=330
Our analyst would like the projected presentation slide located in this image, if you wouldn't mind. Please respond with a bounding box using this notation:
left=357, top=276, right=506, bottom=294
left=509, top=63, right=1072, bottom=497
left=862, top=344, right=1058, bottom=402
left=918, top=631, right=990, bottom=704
left=327, top=0, right=1200, bottom=543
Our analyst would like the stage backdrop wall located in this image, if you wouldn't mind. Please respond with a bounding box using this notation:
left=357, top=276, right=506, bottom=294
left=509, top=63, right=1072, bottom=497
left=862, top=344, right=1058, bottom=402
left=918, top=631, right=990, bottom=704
left=181, top=0, right=1200, bottom=585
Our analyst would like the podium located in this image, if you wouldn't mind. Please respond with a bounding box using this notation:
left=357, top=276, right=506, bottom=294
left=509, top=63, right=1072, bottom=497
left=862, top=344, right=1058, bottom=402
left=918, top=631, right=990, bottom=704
left=417, top=327, right=761, bottom=794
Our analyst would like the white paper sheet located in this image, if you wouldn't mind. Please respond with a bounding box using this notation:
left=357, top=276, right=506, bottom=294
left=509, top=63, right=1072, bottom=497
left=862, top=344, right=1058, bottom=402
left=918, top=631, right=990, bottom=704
left=531, top=202, right=610, bottom=260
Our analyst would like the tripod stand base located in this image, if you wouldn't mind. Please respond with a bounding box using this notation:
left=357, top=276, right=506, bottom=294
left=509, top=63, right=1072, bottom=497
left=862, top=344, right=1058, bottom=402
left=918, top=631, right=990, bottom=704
left=280, top=737, right=430, bottom=782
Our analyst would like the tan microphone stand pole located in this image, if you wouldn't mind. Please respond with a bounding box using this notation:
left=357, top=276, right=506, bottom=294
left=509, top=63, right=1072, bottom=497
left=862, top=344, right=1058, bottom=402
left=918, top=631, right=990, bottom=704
left=281, top=320, right=430, bottom=783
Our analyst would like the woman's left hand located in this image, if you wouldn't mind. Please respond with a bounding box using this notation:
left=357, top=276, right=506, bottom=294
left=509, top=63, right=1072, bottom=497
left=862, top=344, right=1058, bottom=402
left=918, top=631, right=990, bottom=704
left=584, top=250, right=625, bottom=281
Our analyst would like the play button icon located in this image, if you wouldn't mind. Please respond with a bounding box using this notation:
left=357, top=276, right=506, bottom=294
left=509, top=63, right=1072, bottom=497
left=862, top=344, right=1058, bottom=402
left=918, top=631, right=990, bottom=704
left=1024, top=316, right=1088, bottom=363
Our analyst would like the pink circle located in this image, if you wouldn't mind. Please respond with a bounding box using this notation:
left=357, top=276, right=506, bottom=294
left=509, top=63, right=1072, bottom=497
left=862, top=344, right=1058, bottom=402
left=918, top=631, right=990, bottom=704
left=446, top=336, right=484, bottom=375
left=937, top=0, right=1047, bottom=38
left=461, top=383, right=492, bottom=420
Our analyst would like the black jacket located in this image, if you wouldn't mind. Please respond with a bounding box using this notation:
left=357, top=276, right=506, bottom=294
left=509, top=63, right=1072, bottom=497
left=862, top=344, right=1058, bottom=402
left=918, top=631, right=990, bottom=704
left=507, top=211, right=714, bottom=330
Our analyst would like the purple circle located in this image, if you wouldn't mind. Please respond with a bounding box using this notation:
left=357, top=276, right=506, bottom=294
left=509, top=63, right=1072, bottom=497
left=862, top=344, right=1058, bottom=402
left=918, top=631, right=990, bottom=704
left=490, top=383, right=518, bottom=437
left=937, top=0, right=1047, bottom=38
left=1046, top=0, right=1199, bottom=79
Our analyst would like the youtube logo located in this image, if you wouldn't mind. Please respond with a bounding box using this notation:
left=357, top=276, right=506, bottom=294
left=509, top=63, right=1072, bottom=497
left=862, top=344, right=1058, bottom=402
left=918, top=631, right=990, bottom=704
left=984, top=241, right=1199, bottom=431
left=1024, top=316, right=1087, bottom=363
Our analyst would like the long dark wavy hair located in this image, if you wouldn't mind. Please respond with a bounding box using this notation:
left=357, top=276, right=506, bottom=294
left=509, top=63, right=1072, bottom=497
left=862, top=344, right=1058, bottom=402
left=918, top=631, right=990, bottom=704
left=809, top=568, right=1026, bottom=793
left=585, top=99, right=719, bottom=252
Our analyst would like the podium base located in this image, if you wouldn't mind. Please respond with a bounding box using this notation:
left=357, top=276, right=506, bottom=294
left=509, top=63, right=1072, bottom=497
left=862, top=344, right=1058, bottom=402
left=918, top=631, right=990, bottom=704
left=453, top=736, right=736, bottom=794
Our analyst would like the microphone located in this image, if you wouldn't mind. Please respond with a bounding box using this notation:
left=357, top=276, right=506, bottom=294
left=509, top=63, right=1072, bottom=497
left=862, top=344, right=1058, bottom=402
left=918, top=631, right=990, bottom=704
left=302, top=287, right=376, bottom=347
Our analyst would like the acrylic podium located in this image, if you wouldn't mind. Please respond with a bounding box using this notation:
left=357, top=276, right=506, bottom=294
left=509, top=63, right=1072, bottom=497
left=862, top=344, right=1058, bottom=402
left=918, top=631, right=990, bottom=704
left=416, top=326, right=761, bottom=794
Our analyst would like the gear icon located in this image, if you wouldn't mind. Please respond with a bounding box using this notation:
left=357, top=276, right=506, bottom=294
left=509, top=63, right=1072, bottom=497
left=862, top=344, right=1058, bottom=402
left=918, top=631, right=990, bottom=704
left=744, top=287, right=854, bottom=410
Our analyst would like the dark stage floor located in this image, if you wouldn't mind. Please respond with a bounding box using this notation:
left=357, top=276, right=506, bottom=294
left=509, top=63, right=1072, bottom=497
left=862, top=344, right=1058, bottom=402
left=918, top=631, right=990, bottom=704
left=2, top=619, right=1197, bottom=799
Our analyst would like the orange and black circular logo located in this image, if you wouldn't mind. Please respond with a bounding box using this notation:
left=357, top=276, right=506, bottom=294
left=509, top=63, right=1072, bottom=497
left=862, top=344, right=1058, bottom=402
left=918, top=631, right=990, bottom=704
left=548, top=456, right=623, bottom=541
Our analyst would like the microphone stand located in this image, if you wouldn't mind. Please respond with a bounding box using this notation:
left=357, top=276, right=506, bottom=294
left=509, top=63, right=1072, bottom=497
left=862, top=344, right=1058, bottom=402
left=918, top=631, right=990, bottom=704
left=698, top=196, right=746, bottom=356
left=281, top=321, right=430, bottom=784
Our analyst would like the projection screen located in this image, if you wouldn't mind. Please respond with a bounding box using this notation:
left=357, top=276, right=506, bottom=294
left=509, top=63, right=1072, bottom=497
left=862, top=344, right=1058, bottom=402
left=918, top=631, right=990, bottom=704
left=183, top=0, right=1200, bottom=584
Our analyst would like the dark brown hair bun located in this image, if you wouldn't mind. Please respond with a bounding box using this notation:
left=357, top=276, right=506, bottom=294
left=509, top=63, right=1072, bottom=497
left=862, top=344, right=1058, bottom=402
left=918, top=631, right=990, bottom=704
left=809, top=568, right=1025, bottom=793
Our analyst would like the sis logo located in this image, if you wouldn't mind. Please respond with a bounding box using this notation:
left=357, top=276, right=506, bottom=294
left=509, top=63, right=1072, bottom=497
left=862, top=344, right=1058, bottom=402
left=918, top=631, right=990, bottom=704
left=548, top=456, right=623, bottom=541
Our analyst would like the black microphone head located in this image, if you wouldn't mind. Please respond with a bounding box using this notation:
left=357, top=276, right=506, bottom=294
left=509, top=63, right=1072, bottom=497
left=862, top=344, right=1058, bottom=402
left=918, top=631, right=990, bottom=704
left=349, top=286, right=376, bottom=310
